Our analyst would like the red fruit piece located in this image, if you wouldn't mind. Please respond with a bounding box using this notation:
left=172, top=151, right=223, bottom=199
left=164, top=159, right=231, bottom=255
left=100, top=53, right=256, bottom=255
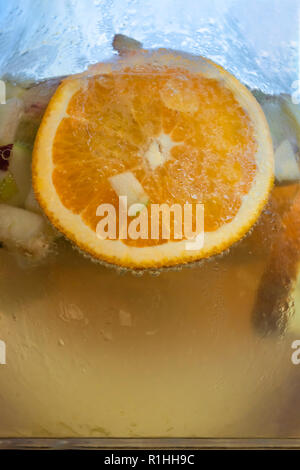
left=0, top=144, right=13, bottom=171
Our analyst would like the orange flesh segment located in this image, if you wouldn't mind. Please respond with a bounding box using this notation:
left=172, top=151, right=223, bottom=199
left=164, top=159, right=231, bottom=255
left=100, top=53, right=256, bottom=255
left=52, top=66, right=257, bottom=246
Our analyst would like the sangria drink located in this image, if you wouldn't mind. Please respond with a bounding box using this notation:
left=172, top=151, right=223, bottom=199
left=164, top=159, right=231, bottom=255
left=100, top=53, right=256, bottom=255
left=0, top=36, right=299, bottom=438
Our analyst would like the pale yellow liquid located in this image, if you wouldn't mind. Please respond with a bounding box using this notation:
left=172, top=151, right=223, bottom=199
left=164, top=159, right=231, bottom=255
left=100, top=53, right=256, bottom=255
left=0, top=228, right=299, bottom=438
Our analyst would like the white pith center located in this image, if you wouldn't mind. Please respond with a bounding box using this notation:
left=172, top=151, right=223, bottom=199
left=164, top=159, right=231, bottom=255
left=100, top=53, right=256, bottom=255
left=144, top=133, right=174, bottom=170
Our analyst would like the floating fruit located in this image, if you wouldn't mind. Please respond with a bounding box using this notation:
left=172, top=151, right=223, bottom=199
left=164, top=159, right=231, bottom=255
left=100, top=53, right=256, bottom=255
left=0, top=203, right=55, bottom=258
left=0, top=171, right=18, bottom=202
left=33, top=41, right=274, bottom=269
left=0, top=98, right=23, bottom=145
left=8, top=143, right=32, bottom=207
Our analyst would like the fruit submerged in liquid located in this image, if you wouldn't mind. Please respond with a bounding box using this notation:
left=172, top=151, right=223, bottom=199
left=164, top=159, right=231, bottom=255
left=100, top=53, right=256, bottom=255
left=0, top=36, right=299, bottom=437
left=32, top=49, right=273, bottom=269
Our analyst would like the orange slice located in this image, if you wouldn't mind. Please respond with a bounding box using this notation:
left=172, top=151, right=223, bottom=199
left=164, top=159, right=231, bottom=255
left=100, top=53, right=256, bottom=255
left=32, top=49, right=274, bottom=269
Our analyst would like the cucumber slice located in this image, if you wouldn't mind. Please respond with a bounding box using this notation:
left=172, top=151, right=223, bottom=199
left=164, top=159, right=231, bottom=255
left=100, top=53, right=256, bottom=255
left=0, top=171, right=18, bottom=202
left=9, top=143, right=32, bottom=207
left=0, top=98, right=24, bottom=145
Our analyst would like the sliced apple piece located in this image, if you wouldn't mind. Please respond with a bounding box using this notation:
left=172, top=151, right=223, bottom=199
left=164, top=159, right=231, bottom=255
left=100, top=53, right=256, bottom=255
left=274, top=139, right=300, bottom=184
left=254, top=93, right=300, bottom=184
left=281, top=95, right=300, bottom=138
left=0, top=98, right=24, bottom=145
left=5, top=81, right=26, bottom=100
left=109, top=171, right=149, bottom=215
left=254, top=92, right=297, bottom=149
left=0, top=204, right=55, bottom=258
left=260, top=99, right=296, bottom=149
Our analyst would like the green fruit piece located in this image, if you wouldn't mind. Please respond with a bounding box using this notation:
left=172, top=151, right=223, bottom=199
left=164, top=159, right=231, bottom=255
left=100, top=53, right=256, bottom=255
left=15, top=116, right=41, bottom=147
left=5, top=81, right=26, bottom=100
left=0, top=171, right=18, bottom=202
left=8, top=143, right=32, bottom=207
